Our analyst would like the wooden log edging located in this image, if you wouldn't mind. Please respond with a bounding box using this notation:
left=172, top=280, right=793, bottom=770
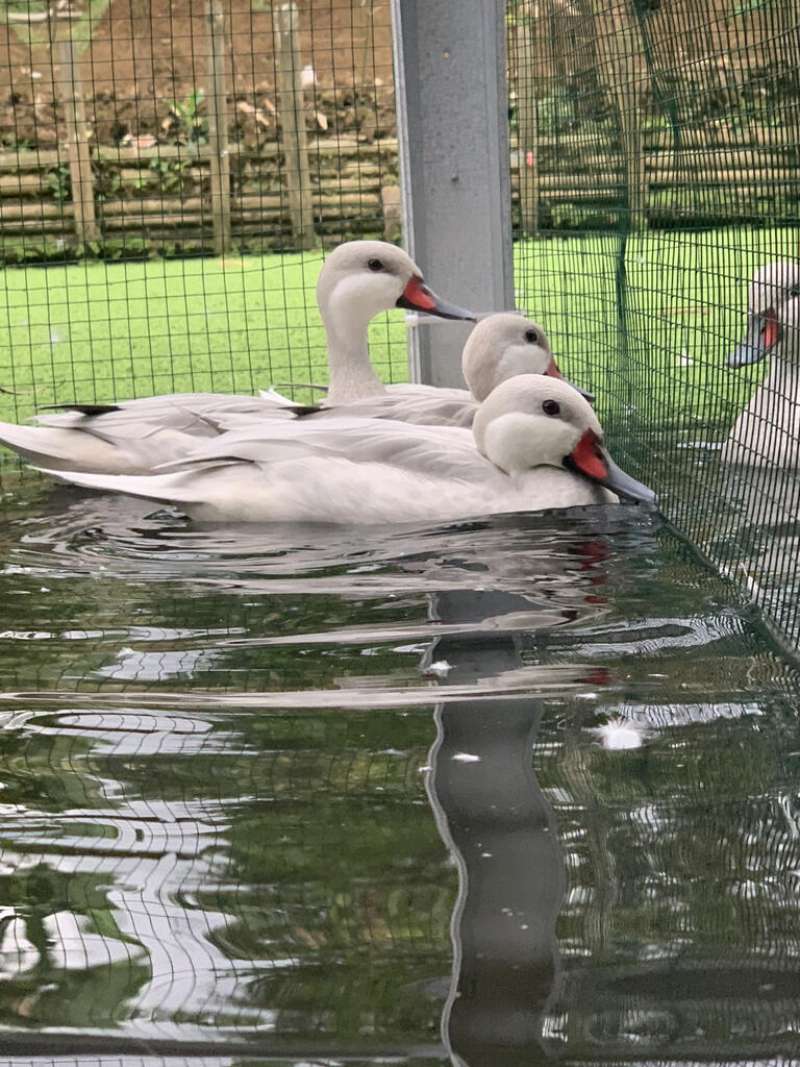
left=0, top=127, right=798, bottom=254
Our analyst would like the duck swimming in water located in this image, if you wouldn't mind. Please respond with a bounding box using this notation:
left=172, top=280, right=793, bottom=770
left=37, top=376, right=656, bottom=524
left=723, top=260, right=800, bottom=469
left=0, top=241, right=476, bottom=474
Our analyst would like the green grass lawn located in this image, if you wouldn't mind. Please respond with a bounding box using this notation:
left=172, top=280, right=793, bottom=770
left=0, top=251, right=406, bottom=423
left=515, top=225, right=799, bottom=434
left=0, top=226, right=795, bottom=428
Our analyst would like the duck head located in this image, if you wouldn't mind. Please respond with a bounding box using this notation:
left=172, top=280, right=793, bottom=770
left=473, top=375, right=657, bottom=505
left=728, top=260, right=800, bottom=368
left=462, top=312, right=594, bottom=402
left=316, top=240, right=477, bottom=337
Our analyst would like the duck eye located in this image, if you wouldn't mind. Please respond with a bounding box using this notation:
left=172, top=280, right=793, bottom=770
left=525, top=328, right=539, bottom=344
left=367, top=258, right=385, bottom=272
left=542, top=399, right=560, bottom=417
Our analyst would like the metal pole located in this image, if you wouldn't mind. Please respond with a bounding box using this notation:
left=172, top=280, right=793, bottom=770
left=391, top=0, right=515, bottom=388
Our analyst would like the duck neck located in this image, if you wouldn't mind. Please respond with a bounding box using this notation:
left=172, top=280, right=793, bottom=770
left=764, top=354, right=800, bottom=408
left=324, top=315, right=385, bottom=405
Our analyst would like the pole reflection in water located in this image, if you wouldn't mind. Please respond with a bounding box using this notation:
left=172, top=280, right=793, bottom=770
left=429, top=694, right=563, bottom=1067
left=4, top=483, right=800, bottom=1061
left=423, top=590, right=568, bottom=1067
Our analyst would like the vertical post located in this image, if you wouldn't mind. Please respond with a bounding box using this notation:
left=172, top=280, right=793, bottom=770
left=54, top=32, right=98, bottom=244
left=515, top=8, right=539, bottom=238
left=590, top=0, right=648, bottom=231
left=131, top=0, right=156, bottom=129
left=391, top=0, right=514, bottom=388
left=352, top=0, right=372, bottom=87
left=206, top=0, right=232, bottom=255
left=274, top=1, right=317, bottom=250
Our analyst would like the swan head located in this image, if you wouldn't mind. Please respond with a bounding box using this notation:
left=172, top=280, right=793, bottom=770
left=473, top=375, right=657, bottom=505
left=728, top=259, right=800, bottom=368
left=316, top=240, right=476, bottom=336
left=462, top=312, right=594, bottom=402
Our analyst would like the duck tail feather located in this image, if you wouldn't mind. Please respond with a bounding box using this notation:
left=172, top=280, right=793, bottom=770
left=32, top=466, right=200, bottom=505
left=0, top=421, right=75, bottom=467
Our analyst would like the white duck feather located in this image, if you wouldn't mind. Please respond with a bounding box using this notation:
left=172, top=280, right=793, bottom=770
left=723, top=261, right=800, bottom=469
left=0, top=240, right=474, bottom=473
left=38, top=376, right=656, bottom=524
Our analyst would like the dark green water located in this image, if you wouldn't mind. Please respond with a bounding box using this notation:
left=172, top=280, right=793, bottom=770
left=0, top=474, right=799, bottom=1067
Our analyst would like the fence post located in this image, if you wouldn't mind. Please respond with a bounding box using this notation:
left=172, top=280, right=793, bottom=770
left=206, top=0, right=232, bottom=255
left=390, top=0, right=514, bottom=388
left=54, top=30, right=98, bottom=245
left=352, top=0, right=373, bottom=87
left=274, top=1, right=317, bottom=250
left=590, top=0, right=648, bottom=231
left=515, top=8, right=539, bottom=238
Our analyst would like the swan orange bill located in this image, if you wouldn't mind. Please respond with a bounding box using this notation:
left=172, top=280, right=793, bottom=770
left=395, top=276, right=477, bottom=322
left=763, top=308, right=781, bottom=349
left=727, top=306, right=781, bottom=367
left=568, top=429, right=608, bottom=481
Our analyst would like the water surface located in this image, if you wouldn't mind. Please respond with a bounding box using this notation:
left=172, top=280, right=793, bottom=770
left=0, top=473, right=799, bottom=1067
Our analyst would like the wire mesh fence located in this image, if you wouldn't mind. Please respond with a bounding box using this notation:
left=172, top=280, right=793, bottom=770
left=0, top=0, right=406, bottom=424
left=3, top=6, right=800, bottom=1061
left=0, top=0, right=798, bottom=653
left=509, top=0, right=800, bottom=653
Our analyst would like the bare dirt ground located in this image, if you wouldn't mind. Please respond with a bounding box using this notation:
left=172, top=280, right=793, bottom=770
left=0, top=0, right=397, bottom=148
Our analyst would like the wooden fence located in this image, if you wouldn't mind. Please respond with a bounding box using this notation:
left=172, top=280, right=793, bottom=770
left=1, top=127, right=798, bottom=259
left=512, top=127, right=800, bottom=232
left=0, top=137, right=397, bottom=257
left=0, top=0, right=797, bottom=259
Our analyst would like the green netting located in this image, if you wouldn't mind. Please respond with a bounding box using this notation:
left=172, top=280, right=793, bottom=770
left=0, top=0, right=798, bottom=654
left=0, top=0, right=407, bottom=424
left=508, top=0, right=800, bottom=653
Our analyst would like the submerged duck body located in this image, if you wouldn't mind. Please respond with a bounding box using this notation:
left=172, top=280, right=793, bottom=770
left=723, top=261, right=800, bottom=469
left=39, top=377, right=656, bottom=524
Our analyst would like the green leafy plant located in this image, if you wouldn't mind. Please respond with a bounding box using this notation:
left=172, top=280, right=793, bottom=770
left=537, top=88, right=578, bottom=135
left=45, top=163, right=71, bottom=202
left=168, top=89, right=209, bottom=145
left=148, top=157, right=191, bottom=193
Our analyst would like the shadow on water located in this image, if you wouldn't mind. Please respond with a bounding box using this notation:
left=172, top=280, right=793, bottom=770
left=0, top=473, right=799, bottom=1065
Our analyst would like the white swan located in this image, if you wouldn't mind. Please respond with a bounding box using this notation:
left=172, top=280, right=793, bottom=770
left=37, top=376, right=656, bottom=524
left=723, top=260, right=800, bottom=468
left=0, top=241, right=475, bottom=474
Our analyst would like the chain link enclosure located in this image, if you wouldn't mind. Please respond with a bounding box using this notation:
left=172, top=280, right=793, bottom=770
left=0, top=0, right=406, bottom=420
left=509, top=0, right=800, bottom=653
left=0, top=3, right=799, bottom=1059
left=0, top=0, right=798, bottom=651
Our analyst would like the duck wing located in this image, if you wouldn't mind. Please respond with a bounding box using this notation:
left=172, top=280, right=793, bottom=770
left=36, top=420, right=502, bottom=524
left=299, top=384, right=476, bottom=428
left=155, top=416, right=490, bottom=483
left=0, top=393, right=302, bottom=472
